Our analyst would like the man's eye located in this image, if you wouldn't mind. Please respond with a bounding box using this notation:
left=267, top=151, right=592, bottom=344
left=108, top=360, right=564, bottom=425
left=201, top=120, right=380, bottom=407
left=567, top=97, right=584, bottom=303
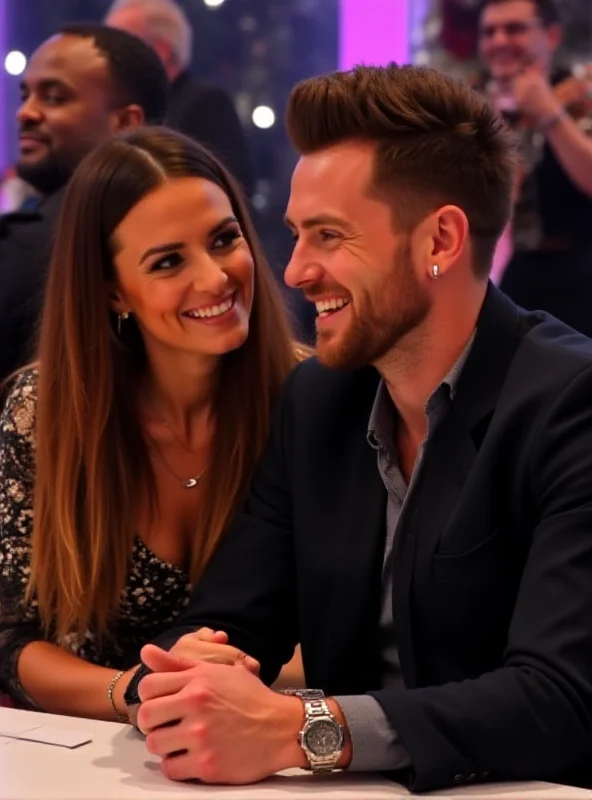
left=45, top=93, right=67, bottom=105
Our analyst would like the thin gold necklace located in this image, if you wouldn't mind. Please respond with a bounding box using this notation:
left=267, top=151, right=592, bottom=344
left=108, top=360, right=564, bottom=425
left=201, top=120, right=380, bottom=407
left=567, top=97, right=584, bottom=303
left=145, top=395, right=207, bottom=489
left=148, top=435, right=206, bottom=488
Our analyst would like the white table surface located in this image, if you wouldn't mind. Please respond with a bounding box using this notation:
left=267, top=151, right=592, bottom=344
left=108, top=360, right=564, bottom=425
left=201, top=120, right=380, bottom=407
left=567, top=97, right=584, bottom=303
left=1, top=707, right=592, bottom=799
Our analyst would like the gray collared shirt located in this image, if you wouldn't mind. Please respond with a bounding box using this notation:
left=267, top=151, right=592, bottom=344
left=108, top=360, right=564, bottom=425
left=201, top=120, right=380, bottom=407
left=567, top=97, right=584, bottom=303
left=336, top=339, right=474, bottom=772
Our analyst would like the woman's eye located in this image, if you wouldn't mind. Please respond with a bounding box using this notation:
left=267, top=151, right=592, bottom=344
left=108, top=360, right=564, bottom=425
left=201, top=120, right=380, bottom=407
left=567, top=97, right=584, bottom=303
left=150, top=252, right=184, bottom=271
left=212, top=229, right=243, bottom=250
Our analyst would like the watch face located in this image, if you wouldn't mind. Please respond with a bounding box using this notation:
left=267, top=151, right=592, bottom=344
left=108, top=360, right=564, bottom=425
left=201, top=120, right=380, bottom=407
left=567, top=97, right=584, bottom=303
left=303, top=719, right=343, bottom=756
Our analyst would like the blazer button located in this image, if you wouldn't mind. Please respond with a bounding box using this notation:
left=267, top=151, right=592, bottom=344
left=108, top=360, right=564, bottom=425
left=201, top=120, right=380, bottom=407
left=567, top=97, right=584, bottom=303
left=468, top=773, right=477, bottom=781
left=453, top=774, right=465, bottom=783
left=481, top=772, right=491, bottom=780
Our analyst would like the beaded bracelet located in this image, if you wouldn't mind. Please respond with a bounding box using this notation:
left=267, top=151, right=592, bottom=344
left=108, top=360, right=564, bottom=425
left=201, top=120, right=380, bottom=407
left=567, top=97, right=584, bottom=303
left=108, top=670, right=128, bottom=723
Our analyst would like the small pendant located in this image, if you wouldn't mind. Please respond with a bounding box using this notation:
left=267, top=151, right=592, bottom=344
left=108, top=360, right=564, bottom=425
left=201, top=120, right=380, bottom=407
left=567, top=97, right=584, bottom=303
left=183, top=477, right=198, bottom=489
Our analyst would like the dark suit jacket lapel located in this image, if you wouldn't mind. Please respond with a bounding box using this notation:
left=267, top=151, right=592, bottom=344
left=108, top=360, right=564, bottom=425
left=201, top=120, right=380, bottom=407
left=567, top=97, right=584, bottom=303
left=454, top=284, right=522, bottom=431
left=323, top=369, right=387, bottom=695
left=393, top=285, right=522, bottom=687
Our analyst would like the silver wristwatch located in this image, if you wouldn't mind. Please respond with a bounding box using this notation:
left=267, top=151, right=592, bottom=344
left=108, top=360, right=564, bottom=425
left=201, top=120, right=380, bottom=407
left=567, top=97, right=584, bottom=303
left=280, top=688, right=345, bottom=772
left=299, top=699, right=345, bottom=772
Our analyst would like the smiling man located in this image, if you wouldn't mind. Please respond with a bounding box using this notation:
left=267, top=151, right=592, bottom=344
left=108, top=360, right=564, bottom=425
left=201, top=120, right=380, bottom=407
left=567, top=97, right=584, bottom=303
left=0, top=24, right=168, bottom=384
left=476, top=0, right=592, bottom=335
left=127, top=64, right=592, bottom=793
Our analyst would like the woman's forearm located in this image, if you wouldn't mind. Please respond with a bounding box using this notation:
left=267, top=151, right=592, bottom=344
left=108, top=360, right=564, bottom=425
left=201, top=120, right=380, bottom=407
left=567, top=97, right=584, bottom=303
left=18, top=640, right=135, bottom=720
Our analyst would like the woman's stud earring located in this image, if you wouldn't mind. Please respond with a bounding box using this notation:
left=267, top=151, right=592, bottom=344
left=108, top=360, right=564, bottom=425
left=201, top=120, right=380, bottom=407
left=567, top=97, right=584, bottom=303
left=117, top=311, right=130, bottom=336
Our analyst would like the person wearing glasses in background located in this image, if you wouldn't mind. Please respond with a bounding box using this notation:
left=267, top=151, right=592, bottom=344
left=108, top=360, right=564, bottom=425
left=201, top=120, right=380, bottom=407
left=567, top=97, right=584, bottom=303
left=476, top=0, right=592, bottom=336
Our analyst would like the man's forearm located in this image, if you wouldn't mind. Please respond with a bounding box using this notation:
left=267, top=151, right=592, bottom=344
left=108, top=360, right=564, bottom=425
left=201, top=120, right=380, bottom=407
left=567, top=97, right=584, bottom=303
left=546, top=112, right=592, bottom=197
left=275, top=695, right=407, bottom=773
left=335, top=695, right=411, bottom=772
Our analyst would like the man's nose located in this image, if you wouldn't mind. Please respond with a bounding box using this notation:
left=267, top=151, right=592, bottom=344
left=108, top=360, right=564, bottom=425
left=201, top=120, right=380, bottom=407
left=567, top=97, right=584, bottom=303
left=284, top=246, right=324, bottom=289
left=17, top=95, right=44, bottom=125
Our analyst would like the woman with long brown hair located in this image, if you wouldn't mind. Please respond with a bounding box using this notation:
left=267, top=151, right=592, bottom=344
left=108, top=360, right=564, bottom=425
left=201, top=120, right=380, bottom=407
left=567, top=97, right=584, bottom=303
left=0, top=126, right=304, bottom=719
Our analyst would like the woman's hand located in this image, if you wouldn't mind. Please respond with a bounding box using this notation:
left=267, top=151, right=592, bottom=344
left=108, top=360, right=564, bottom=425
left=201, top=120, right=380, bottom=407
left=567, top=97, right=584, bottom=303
left=168, top=627, right=260, bottom=675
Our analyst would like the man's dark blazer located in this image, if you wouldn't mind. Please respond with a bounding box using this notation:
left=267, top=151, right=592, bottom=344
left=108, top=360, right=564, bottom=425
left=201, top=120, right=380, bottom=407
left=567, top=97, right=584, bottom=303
left=0, top=191, right=62, bottom=385
left=168, top=71, right=253, bottom=198
left=155, top=285, right=592, bottom=792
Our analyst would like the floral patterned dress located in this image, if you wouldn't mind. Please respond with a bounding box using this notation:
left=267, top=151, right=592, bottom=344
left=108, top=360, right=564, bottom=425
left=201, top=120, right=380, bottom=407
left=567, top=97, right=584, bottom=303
left=0, top=369, right=192, bottom=707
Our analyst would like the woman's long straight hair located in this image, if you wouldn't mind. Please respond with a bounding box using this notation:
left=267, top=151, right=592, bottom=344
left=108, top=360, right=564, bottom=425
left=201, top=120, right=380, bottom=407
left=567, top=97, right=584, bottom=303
left=28, top=127, right=298, bottom=642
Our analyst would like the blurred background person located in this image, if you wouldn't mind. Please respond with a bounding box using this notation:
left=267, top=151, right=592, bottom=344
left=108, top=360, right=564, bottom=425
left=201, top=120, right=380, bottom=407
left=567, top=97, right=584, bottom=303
left=476, top=0, right=592, bottom=335
left=105, top=0, right=254, bottom=198
left=0, top=23, right=168, bottom=385
left=0, top=1, right=339, bottom=345
left=0, top=165, right=37, bottom=213
left=0, top=126, right=303, bottom=718
left=404, top=0, right=592, bottom=330
left=479, top=0, right=592, bottom=335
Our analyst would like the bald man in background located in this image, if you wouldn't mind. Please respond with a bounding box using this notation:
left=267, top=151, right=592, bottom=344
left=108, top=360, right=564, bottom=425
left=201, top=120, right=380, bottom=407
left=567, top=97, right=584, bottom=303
left=106, top=0, right=254, bottom=197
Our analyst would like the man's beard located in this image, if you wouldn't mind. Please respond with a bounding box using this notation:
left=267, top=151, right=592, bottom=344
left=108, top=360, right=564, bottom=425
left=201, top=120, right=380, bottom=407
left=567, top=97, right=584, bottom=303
left=315, top=241, right=431, bottom=371
left=16, top=151, right=75, bottom=196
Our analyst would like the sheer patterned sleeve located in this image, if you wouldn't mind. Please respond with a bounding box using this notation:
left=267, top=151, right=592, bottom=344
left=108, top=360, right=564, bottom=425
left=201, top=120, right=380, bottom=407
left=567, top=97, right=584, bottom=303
left=0, top=368, right=44, bottom=708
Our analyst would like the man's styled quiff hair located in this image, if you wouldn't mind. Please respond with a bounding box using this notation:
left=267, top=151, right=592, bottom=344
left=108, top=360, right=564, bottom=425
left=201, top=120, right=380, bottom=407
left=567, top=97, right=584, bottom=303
left=286, top=63, right=519, bottom=278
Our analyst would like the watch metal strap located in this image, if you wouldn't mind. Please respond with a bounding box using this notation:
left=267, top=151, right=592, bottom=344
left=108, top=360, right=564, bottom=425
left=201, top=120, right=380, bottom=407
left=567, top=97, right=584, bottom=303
left=280, top=688, right=325, bottom=700
left=303, top=699, right=342, bottom=772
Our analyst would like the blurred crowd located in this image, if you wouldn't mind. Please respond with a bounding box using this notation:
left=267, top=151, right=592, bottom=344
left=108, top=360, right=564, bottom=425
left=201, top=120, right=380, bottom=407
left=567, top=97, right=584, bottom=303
left=1, top=0, right=591, bottom=381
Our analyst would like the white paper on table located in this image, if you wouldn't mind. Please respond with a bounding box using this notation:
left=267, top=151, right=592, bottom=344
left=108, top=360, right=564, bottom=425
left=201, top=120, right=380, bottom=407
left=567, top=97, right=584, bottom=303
left=0, top=718, right=36, bottom=736
left=0, top=720, right=91, bottom=748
